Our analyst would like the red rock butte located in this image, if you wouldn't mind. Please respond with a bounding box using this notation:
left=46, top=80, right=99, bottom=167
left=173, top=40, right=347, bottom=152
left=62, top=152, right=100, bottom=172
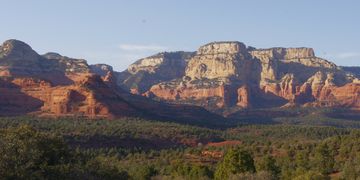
left=0, top=39, right=359, bottom=120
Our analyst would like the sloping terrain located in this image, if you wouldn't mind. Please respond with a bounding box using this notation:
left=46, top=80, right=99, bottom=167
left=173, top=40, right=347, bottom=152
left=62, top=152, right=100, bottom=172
left=0, top=39, right=358, bottom=123
left=0, top=39, right=222, bottom=125
left=118, top=41, right=360, bottom=115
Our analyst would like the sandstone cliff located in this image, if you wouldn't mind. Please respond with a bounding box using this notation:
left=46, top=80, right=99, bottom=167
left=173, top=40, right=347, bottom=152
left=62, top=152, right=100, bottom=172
left=185, top=42, right=252, bottom=80
left=0, top=39, right=358, bottom=120
left=0, top=40, right=138, bottom=117
left=0, top=39, right=222, bottom=124
left=118, top=51, right=194, bottom=94
left=125, top=41, right=360, bottom=113
left=0, top=74, right=138, bottom=117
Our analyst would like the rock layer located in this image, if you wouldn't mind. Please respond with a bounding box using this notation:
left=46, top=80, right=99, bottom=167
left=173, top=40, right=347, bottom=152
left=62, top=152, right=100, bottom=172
left=125, top=41, right=360, bottom=112
left=118, top=51, right=194, bottom=94
left=0, top=39, right=223, bottom=123
left=0, top=39, right=358, bottom=120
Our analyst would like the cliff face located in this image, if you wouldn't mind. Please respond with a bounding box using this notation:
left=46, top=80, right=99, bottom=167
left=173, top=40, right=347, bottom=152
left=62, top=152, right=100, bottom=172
left=42, top=52, right=90, bottom=73
left=89, top=64, right=113, bottom=76
left=0, top=39, right=358, bottom=120
left=142, top=42, right=252, bottom=109
left=126, top=41, right=360, bottom=112
left=185, top=42, right=252, bottom=80
left=118, top=51, right=194, bottom=94
left=0, top=40, right=51, bottom=76
left=0, top=74, right=138, bottom=117
left=0, top=39, right=223, bottom=123
left=0, top=40, right=92, bottom=77
left=0, top=40, right=137, bottom=117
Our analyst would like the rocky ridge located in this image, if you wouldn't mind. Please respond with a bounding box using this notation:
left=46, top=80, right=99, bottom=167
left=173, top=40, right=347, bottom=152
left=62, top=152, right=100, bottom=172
left=0, top=39, right=221, bottom=124
left=118, top=51, right=194, bottom=94
left=0, top=39, right=135, bottom=117
left=119, top=41, right=360, bottom=113
left=0, top=39, right=358, bottom=121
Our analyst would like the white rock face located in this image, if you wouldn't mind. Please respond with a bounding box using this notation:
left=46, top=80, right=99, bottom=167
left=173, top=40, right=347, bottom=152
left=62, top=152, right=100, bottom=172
left=127, top=52, right=191, bottom=75
left=307, top=71, right=326, bottom=87
left=120, top=41, right=360, bottom=111
left=197, top=41, right=247, bottom=55
left=353, top=78, right=360, bottom=84
left=250, top=50, right=279, bottom=84
left=280, top=57, right=338, bottom=69
left=250, top=47, right=338, bottom=86
left=185, top=41, right=251, bottom=80
left=119, top=52, right=194, bottom=93
left=128, top=57, right=164, bottom=74
left=251, top=47, right=315, bottom=60
left=281, top=48, right=315, bottom=59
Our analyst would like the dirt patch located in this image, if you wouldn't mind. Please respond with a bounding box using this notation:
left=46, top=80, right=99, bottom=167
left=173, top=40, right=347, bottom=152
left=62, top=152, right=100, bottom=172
left=206, top=140, right=242, bottom=147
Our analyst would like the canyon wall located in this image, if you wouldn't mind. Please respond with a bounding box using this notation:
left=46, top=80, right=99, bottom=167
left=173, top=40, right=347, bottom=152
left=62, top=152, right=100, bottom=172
left=119, top=41, right=360, bottom=112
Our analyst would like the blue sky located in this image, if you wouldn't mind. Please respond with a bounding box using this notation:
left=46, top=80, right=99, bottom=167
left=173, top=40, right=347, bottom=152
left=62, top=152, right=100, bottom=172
left=1, top=0, right=359, bottom=70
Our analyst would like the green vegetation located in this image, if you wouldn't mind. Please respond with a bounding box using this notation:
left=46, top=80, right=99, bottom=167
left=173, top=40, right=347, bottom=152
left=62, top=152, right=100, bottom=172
left=0, top=116, right=360, bottom=179
left=214, top=148, right=255, bottom=179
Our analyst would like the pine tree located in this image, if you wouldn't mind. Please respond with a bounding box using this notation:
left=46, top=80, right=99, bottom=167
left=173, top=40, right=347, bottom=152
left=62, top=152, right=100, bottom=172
left=214, top=147, right=256, bottom=180
left=258, top=155, right=281, bottom=179
left=314, top=143, right=334, bottom=175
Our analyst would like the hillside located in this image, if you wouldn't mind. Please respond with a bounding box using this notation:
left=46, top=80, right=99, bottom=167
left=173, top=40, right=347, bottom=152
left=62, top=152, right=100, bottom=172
left=0, top=39, right=358, bottom=123
left=119, top=41, right=360, bottom=116
left=0, top=39, right=359, bottom=179
left=0, top=39, right=223, bottom=126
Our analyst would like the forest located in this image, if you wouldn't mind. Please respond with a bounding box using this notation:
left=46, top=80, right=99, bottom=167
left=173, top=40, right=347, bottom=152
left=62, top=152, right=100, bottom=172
left=0, top=115, right=360, bottom=180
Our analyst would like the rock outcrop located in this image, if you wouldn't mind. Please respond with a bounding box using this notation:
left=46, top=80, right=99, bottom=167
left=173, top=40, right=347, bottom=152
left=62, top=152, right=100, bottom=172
left=43, top=52, right=90, bottom=73
left=0, top=39, right=358, bottom=120
left=0, top=40, right=92, bottom=76
left=0, top=73, right=138, bottom=118
left=236, top=86, right=251, bottom=108
left=0, top=40, right=139, bottom=117
left=0, top=40, right=51, bottom=76
left=89, top=64, right=114, bottom=76
left=118, top=51, right=194, bottom=94
left=0, top=39, right=223, bottom=124
left=123, top=41, right=360, bottom=113
left=185, top=42, right=252, bottom=80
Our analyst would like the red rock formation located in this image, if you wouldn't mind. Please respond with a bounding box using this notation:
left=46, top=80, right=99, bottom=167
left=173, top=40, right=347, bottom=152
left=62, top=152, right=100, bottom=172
left=0, top=71, right=138, bottom=118
left=147, top=83, right=237, bottom=108
left=237, top=86, right=251, bottom=108
left=1, top=39, right=359, bottom=120
left=0, top=78, right=44, bottom=115
left=316, top=83, right=360, bottom=109
left=0, top=39, right=227, bottom=124
left=138, top=41, right=360, bottom=112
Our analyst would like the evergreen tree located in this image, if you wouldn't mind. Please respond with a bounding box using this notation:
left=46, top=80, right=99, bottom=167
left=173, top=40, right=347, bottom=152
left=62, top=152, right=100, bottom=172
left=215, top=147, right=256, bottom=180
left=258, top=155, right=281, bottom=179
left=314, top=143, right=334, bottom=175
left=0, top=125, right=72, bottom=179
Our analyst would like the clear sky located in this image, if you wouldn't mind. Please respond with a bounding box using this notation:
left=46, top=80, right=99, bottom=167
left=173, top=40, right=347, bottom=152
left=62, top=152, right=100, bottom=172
left=1, top=0, right=359, bottom=71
